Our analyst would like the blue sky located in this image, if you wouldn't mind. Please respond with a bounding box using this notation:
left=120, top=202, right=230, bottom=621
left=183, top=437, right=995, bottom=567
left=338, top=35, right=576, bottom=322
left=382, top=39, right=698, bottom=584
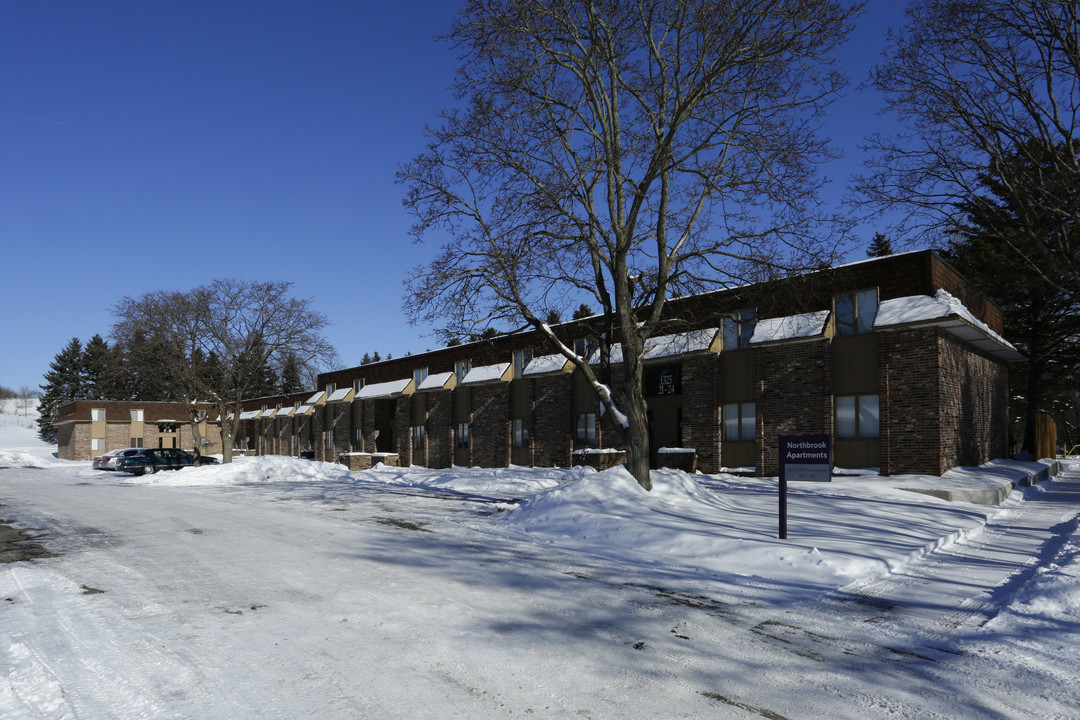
left=0, top=1, right=909, bottom=390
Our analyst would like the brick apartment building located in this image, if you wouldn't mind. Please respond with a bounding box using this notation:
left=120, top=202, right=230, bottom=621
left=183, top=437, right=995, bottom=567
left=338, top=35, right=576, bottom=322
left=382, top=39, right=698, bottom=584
left=57, top=251, right=1022, bottom=477
left=55, top=400, right=223, bottom=461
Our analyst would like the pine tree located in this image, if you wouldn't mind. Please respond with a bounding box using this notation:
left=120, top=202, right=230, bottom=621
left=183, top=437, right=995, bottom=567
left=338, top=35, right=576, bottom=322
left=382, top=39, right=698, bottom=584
left=572, top=303, right=594, bottom=320
left=946, top=141, right=1080, bottom=453
left=866, top=232, right=893, bottom=257
left=37, top=338, right=86, bottom=441
left=280, top=354, right=304, bottom=395
left=81, top=334, right=114, bottom=400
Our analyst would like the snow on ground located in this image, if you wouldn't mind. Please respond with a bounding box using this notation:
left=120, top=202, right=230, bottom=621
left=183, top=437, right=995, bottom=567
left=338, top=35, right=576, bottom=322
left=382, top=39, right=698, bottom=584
left=2, top=409, right=1080, bottom=718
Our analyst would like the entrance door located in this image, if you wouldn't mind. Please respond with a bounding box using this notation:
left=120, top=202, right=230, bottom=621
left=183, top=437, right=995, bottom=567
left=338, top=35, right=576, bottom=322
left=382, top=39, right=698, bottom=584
left=648, top=406, right=681, bottom=466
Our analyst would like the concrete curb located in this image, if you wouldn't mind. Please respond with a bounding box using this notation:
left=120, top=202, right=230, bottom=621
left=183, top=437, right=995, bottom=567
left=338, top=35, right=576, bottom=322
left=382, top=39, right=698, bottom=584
left=900, top=459, right=1063, bottom=506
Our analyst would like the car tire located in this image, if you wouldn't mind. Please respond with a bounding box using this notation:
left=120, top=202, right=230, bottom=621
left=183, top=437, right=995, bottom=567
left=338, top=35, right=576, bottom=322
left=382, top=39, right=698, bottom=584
left=142, top=465, right=157, bottom=476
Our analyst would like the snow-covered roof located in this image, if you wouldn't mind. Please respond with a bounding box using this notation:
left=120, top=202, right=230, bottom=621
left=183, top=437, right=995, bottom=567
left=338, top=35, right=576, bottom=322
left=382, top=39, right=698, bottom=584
left=239, top=410, right=260, bottom=420
left=327, top=388, right=353, bottom=403
left=294, top=404, right=313, bottom=415
left=417, top=371, right=456, bottom=392
left=875, top=290, right=1024, bottom=362
left=609, top=328, right=721, bottom=363
left=305, top=391, right=325, bottom=405
left=461, top=363, right=512, bottom=385
left=750, top=311, right=831, bottom=345
left=355, top=378, right=414, bottom=399
left=276, top=406, right=295, bottom=417
left=522, top=353, right=574, bottom=377
left=262, top=408, right=278, bottom=418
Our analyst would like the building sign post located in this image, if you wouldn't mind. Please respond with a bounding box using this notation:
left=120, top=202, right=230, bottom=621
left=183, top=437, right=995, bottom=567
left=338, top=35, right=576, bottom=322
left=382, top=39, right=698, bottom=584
left=777, top=435, right=832, bottom=540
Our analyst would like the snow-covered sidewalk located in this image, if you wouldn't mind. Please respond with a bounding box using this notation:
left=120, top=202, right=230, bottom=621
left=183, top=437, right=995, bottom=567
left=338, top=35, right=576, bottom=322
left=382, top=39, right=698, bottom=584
left=834, top=468, right=1080, bottom=627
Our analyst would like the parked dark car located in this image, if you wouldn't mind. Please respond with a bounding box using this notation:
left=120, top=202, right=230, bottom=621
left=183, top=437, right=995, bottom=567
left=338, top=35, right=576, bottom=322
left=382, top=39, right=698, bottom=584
left=115, top=448, right=196, bottom=475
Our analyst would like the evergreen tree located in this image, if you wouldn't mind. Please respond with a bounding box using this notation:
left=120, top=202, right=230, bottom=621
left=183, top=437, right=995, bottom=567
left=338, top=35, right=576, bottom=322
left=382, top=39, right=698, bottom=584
left=37, top=338, right=86, bottom=441
left=361, top=352, right=373, bottom=365
left=572, top=303, right=594, bottom=320
left=123, top=331, right=181, bottom=401
left=545, top=310, right=561, bottom=325
left=81, top=334, right=115, bottom=400
left=279, top=353, right=304, bottom=395
left=946, top=141, right=1080, bottom=453
left=866, top=232, right=893, bottom=257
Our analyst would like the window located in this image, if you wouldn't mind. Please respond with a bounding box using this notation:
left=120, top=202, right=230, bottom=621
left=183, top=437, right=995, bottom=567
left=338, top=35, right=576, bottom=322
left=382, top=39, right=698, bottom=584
left=353, top=378, right=365, bottom=393
left=411, top=424, right=425, bottom=447
left=513, top=349, right=532, bottom=377
left=575, top=413, right=596, bottom=445
left=834, top=289, right=878, bottom=336
left=91, top=438, right=105, bottom=451
left=324, top=428, right=334, bottom=450
left=352, top=428, right=363, bottom=448
left=325, top=383, right=336, bottom=395
left=572, top=338, right=597, bottom=359
left=722, top=310, right=757, bottom=350
left=513, top=418, right=530, bottom=448
left=129, top=437, right=143, bottom=448
left=130, top=409, right=144, bottom=422
left=723, top=403, right=756, bottom=442
left=91, top=408, right=106, bottom=422
left=413, top=367, right=429, bottom=385
left=456, top=422, right=470, bottom=448
left=455, top=359, right=472, bottom=383
left=836, top=395, right=880, bottom=439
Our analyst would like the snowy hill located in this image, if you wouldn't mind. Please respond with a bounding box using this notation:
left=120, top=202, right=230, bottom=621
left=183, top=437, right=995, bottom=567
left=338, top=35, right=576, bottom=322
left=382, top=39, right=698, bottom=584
left=0, top=397, right=54, bottom=462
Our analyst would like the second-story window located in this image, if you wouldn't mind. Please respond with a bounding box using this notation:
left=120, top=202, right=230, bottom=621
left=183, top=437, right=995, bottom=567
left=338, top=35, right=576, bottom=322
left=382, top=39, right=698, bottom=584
left=413, top=367, right=429, bottom=385
left=834, top=289, right=879, bottom=336
left=455, top=359, right=472, bottom=383
left=512, top=349, right=532, bottom=377
left=722, top=310, right=756, bottom=350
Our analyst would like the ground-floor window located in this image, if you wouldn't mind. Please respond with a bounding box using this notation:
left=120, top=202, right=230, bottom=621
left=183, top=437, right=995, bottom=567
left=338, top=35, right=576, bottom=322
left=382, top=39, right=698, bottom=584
left=513, top=418, right=530, bottom=448
left=836, top=394, right=879, bottom=439
left=129, top=437, right=143, bottom=448
left=723, top=402, right=756, bottom=442
left=575, top=413, right=596, bottom=445
left=456, top=423, right=470, bottom=448
left=324, top=428, right=334, bottom=450
left=411, top=424, right=425, bottom=447
left=91, top=438, right=105, bottom=452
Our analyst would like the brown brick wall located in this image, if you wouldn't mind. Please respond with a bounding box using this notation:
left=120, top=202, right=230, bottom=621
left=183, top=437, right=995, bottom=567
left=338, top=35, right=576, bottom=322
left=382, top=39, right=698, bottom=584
left=423, top=391, right=453, bottom=468
left=532, top=374, right=573, bottom=466
left=937, top=331, right=1010, bottom=469
left=755, top=341, right=832, bottom=476
left=470, top=383, right=510, bottom=467
left=879, top=330, right=946, bottom=475
left=682, top=355, right=722, bottom=473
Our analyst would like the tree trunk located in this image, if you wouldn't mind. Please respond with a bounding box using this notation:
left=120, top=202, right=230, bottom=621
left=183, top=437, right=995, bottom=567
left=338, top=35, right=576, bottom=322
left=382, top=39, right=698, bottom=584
left=1023, top=355, right=1042, bottom=456
left=620, top=344, right=652, bottom=491
left=218, top=402, right=237, bottom=463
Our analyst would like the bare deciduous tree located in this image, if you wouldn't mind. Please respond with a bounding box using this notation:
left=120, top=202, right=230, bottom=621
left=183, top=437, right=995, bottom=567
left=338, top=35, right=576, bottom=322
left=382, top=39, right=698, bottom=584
left=399, top=0, right=858, bottom=488
left=860, top=0, right=1080, bottom=290
left=113, top=280, right=336, bottom=462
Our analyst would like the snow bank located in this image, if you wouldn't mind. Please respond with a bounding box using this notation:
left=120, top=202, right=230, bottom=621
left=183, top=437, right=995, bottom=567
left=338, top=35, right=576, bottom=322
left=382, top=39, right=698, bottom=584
left=357, top=464, right=593, bottom=498
left=131, top=455, right=356, bottom=486
left=499, top=466, right=1000, bottom=588
left=0, top=450, right=68, bottom=469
